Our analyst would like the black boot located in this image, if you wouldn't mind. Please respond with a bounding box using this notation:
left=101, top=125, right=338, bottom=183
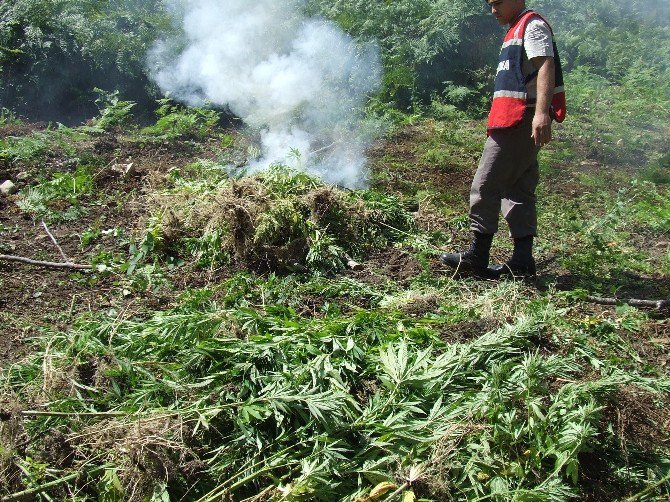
left=489, top=235, right=536, bottom=278
left=441, top=232, right=494, bottom=277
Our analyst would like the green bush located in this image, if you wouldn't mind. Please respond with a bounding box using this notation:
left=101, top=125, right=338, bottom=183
left=306, top=0, right=496, bottom=108
left=2, top=0, right=669, bottom=122
left=0, top=107, right=22, bottom=126
left=0, top=0, right=172, bottom=123
left=140, top=99, right=220, bottom=140
left=91, top=89, right=136, bottom=131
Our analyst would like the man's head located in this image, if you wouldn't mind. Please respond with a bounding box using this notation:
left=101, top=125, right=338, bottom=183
left=487, top=0, right=526, bottom=25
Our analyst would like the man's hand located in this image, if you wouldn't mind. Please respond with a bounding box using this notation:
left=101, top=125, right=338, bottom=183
left=531, top=56, right=555, bottom=147
left=532, top=110, right=552, bottom=146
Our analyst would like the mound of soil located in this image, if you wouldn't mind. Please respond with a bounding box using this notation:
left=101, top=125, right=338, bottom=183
left=345, top=247, right=425, bottom=287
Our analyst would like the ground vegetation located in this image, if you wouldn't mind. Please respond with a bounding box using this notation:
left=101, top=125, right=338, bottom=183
left=0, top=0, right=669, bottom=500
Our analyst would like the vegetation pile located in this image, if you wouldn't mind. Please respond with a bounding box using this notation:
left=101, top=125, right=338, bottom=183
left=144, top=165, right=414, bottom=274
left=2, top=278, right=669, bottom=500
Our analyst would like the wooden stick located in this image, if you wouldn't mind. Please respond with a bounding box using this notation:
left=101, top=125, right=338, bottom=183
left=0, top=254, right=91, bottom=270
left=93, top=158, right=117, bottom=180
left=41, top=220, right=70, bottom=262
left=586, top=295, right=670, bottom=310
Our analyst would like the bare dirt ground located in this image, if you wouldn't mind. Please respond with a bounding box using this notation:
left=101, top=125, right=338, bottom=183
left=0, top=131, right=195, bottom=367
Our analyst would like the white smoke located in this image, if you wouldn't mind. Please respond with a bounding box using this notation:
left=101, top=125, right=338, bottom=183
left=148, top=0, right=382, bottom=188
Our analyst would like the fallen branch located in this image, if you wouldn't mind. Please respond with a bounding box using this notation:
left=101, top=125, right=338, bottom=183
left=41, top=219, right=70, bottom=262
left=0, top=254, right=91, bottom=270
left=586, top=295, right=670, bottom=310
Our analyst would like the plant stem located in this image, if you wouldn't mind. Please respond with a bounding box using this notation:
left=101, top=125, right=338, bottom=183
left=4, top=464, right=110, bottom=501
left=625, top=470, right=670, bottom=501
left=18, top=410, right=127, bottom=418
left=0, top=254, right=92, bottom=270
left=197, top=462, right=294, bottom=502
left=383, top=482, right=409, bottom=500
left=41, top=219, right=71, bottom=262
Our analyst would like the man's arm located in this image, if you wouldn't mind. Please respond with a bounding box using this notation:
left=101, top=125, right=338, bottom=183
left=531, top=56, right=555, bottom=146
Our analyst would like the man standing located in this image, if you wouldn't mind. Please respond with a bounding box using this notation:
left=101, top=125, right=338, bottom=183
left=441, top=0, right=566, bottom=278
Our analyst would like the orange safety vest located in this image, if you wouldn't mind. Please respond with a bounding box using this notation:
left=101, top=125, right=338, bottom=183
left=487, top=10, right=566, bottom=131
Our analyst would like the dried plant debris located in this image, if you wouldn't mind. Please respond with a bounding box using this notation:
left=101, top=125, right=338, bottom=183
left=145, top=165, right=415, bottom=273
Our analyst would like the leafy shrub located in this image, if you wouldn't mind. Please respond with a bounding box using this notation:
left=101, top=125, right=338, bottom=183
left=0, top=108, right=22, bottom=126
left=0, top=0, right=172, bottom=123
left=306, top=0, right=497, bottom=108
left=557, top=66, right=670, bottom=167
left=1, top=0, right=669, bottom=124
left=533, top=0, right=670, bottom=84
left=140, top=99, right=220, bottom=140
left=91, top=88, right=136, bottom=131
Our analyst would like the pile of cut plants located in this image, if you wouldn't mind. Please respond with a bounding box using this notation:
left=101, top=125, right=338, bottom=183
left=142, top=164, right=415, bottom=274
left=1, top=256, right=670, bottom=500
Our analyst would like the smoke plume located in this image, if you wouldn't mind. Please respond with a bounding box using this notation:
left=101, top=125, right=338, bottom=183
left=148, top=0, right=382, bottom=188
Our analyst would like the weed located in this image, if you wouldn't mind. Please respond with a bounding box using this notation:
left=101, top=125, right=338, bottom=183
left=558, top=67, right=670, bottom=167
left=306, top=227, right=346, bottom=273
left=80, top=223, right=102, bottom=248
left=219, top=133, right=235, bottom=149
left=0, top=134, right=51, bottom=164
left=144, top=165, right=414, bottom=273
left=540, top=179, right=670, bottom=287
left=643, top=151, right=670, bottom=184
left=121, top=262, right=171, bottom=295
left=3, top=293, right=668, bottom=500
left=91, top=89, right=136, bottom=131
left=0, top=125, right=93, bottom=170
left=0, top=107, right=22, bottom=126
left=628, top=180, right=670, bottom=233
left=16, top=166, right=93, bottom=222
left=141, top=98, right=220, bottom=140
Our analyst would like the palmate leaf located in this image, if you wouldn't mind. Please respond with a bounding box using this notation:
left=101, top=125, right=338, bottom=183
left=258, top=382, right=358, bottom=426
left=378, top=342, right=444, bottom=389
left=5, top=265, right=670, bottom=501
